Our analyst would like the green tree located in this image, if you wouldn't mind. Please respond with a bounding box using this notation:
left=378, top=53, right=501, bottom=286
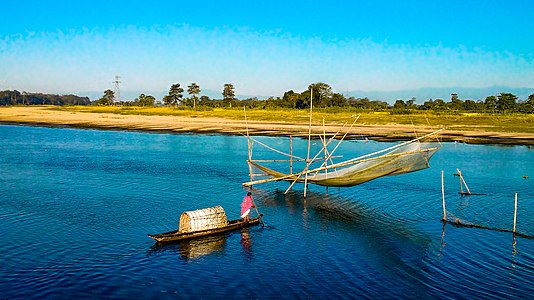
left=136, top=93, right=155, bottom=106
left=96, top=89, right=114, bottom=105
left=330, top=93, right=346, bottom=107
left=309, top=82, right=333, bottom=108
left=199, top=95, right=211, bottom=106
left=448, top=93, right=464, bottom=110
left=296, top=89, right=312, bottom=109
left=282, top=90, right=300, bottom=108
left=406, top=97, right=417, bottom=109
left=419, top=99, right=435, bottom=110
left=523, top=93, right=534, bottom=113
left=164, top=83, right=184, bottom=106
left=187, top=82, right=201, bottom=109
left=475, top=100, right=486, bottom=111
left=393, top=99, right=406, bottom=109
left=222, top=83, right=235, bottom=107
left=347, top=97, right=371, bottom=109
left=484, top=96, right=497, bottom=112
left=496, top=92, right=517, bottom=112
left=433, top=99, right=447, bottom=111
left=463, top=99, right=478, bottom=111
left=370, top=100, right=389, bottom=110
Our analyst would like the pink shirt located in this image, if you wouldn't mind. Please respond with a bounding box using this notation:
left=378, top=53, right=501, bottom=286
left=241, top=195, right=253, bottom=215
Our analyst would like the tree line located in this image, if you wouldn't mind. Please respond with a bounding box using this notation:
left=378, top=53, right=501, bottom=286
left=0, top=90, right=91, bottom=106
left=3, top=82, right=534, bottom=113
left=96, top=82, right=534, bottom=113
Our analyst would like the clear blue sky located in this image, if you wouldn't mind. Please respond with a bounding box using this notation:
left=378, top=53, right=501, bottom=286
left=1, top=0, right=533, bottom=100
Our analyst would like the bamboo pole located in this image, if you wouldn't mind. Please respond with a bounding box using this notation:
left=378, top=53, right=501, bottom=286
left=341, top=128, right=444, bottom=166
left=442, top=170, right=446, bottom=221
left=317, top=115, right=360, bottom=170
left=316, top=129, right=337, bottom=175
left=283, top=123, right=351, bottom=193
left=458, top=170, right=463, bottom=194
left=295, top=115, right=360, bottom=185
left=316, top=116, right=439, bottom=175
left=513, top=193, right=518, bottom=233
left=244, top=106, right=254, bottom=185
left=304, top=88, right=313, bottom=198
left=323, top=118, right=327, bottom=178
left=335, top=147, right=437, bottom=173
left=247, top=136, right=305, bottom=160
left=251, top=156, right=341, bottom=163
left=250, top=196, right=264, bottom=227
left=289, top=136, right=293, bottom=174
left=456, top=169, right=471, bottom=194
left=323, top=118, right=328, bottom=194
left=305, top=122, right=349, bottom=178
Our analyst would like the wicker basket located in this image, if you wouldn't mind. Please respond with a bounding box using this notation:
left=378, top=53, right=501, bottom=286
left=179, top=205, right=228, bottom=233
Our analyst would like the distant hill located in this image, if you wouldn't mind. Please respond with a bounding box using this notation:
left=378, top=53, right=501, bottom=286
left=342, top=86, right=534, bottom=104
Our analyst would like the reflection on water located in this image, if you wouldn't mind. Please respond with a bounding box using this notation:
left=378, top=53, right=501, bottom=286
left=262, top=188, right=432, bottom=247
left=179, top=235, right=226, bottom=259
left=149, top=234, right=227, bottom=260
left=240, top=228, right=252, bottom=259
left=148, top=228, right=256, bottom=261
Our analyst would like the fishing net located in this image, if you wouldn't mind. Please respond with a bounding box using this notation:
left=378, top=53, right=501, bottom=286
left=249, top=137, right=439, bottom=187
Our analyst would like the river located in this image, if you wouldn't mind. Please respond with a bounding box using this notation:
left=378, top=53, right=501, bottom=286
left=1, top=124, right=533, bottom=299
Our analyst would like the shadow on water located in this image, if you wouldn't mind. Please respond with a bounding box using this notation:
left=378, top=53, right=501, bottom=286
left=148, top=234, right=228, bottom=261
left=254, top=188, right=434, bottom=295
left=259, top=188, right=431, bottom=245
left=147, top=228, right=259, bottom=262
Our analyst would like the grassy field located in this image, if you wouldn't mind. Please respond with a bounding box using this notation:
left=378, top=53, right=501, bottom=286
left=50, top=106, right=534, bottom=134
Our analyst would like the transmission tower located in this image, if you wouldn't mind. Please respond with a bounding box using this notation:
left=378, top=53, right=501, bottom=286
left=113, top=75, right=121, bottom=102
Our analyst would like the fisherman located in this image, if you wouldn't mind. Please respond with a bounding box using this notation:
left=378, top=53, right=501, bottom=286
left=241, top=192, right=255, bottom=222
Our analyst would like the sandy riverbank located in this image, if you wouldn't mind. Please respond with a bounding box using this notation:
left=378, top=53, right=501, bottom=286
left=1, top=106, right=533, bottom=145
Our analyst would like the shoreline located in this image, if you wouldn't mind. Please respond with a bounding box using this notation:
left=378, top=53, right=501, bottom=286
left=1, top=106, right=534, bottom=145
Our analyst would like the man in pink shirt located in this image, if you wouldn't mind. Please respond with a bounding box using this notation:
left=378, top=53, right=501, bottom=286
left=241, top=192, right=255, bottom=222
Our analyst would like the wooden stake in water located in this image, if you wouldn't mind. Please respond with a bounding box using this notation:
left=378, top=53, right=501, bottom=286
left=303, top=88, right=313, bottom=198
left=513, top=193, right=518, bottom=233
left=456, top=168, right=471, bottom=195
left=289, top=136, right=293, bottom=174
left=441, top=170, right=446, bottom=221
left=288, top=135, right=293, bottom=191
left=323, top=118, right=328, bottom=195
left=244, top=106, right=254, bottom=185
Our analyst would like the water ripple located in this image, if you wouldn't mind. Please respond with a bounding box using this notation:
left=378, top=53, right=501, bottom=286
left=2, top=125, right=534, bottom=299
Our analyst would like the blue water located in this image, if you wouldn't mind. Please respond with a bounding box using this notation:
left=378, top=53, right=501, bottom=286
left=1, top=124, right=533, bottom=299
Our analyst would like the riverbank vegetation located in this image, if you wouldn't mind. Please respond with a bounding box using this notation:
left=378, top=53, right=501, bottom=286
left=3, top=82, right=533, bottom=114
left=0, top=90, right=91, bottom=105
left=2, top=82, right=534, bottom=135
left=44, top=105, right=534, bottom=134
